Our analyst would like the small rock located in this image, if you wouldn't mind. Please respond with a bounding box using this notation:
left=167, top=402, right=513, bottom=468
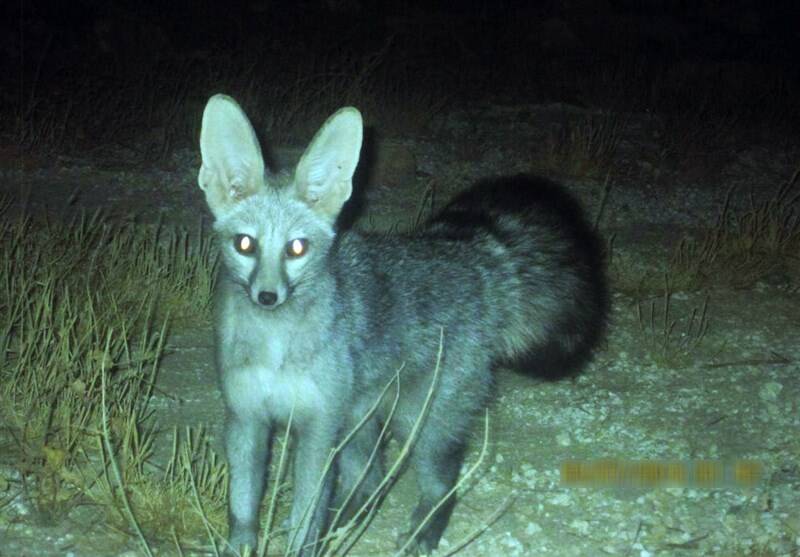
left=759, top=381, right=782, bottom=402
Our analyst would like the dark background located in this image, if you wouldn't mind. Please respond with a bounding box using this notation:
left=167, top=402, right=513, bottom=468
left=3, top=0, right=799, bottom=163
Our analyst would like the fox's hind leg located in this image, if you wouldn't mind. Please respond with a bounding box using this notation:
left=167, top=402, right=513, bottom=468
left=395, top=354, right=491, bottom=554
left=399, top=436, right=466, bottom=554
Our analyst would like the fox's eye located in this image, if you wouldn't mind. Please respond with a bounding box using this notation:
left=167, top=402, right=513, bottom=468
left=234, top=234, right=256, bottom=255
left=286, top=238, right=308, bottom=258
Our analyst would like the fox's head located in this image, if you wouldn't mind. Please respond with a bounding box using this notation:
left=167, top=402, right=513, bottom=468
left=198, top=94, right=362, bottom=309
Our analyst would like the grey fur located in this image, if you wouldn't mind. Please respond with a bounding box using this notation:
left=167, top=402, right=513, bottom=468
left=197, top=94, right=606, bottom=556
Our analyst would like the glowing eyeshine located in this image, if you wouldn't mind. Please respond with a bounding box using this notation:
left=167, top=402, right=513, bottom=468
left=234, top=234, right=256, bottom=255
left=286, top=238, right=308, bottom=258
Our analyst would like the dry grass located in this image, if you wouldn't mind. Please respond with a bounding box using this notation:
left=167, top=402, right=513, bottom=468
left=0, top=202, right=221, bottom=550
left=533, top=112, right=622, bottom=179
left=636, top=282, right=711, bottom=369
left=670, top=169, right=800, bottom=290
left=609, top=169, right=800, bottom=297
left=11, top=33, right=450, bottom=159
left=656, top=101, right=739, bottom=182
left=94, top=425, right=229, bottom=553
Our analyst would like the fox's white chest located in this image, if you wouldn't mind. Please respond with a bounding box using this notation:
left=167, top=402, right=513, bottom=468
left=220, top=323, right=324, bottom=421
left=224, top=363, right=322, bottom=422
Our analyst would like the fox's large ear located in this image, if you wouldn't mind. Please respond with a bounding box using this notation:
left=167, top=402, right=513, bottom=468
left=198, top=94, right=265, bottom=217
left=294, top=107, right=362, bottom=222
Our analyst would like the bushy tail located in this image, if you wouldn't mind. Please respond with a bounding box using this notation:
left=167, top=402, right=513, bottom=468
left=429, top=175, right=607, bottom=379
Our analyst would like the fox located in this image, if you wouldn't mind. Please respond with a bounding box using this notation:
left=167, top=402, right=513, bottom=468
left=197, top=94, right=607, bottom=556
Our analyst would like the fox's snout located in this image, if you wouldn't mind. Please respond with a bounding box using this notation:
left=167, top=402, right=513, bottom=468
left=257, top=290, right=278, bottom=306
left=246, top=283, right=287, bottom=309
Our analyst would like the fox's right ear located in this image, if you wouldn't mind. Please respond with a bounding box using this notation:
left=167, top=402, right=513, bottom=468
left=198, top=94, right=265, bottom=217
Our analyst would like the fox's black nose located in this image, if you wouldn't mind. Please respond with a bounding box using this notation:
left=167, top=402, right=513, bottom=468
left=257, top=291, right=278, bottom=306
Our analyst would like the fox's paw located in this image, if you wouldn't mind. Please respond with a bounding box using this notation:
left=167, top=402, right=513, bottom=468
left=329, top=493, right=370, bottom=529
left=395, top=529, right=438, bottom=556
left=222, top=528, right=257, bottom=557
left=222, top=542, right=255, bottom=557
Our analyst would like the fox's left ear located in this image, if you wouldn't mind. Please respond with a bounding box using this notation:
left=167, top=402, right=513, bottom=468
left=294, top=107, right=362, bottom=222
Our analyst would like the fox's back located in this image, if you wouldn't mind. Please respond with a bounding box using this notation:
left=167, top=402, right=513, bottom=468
left=330, top=175, right=606, bottom=391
